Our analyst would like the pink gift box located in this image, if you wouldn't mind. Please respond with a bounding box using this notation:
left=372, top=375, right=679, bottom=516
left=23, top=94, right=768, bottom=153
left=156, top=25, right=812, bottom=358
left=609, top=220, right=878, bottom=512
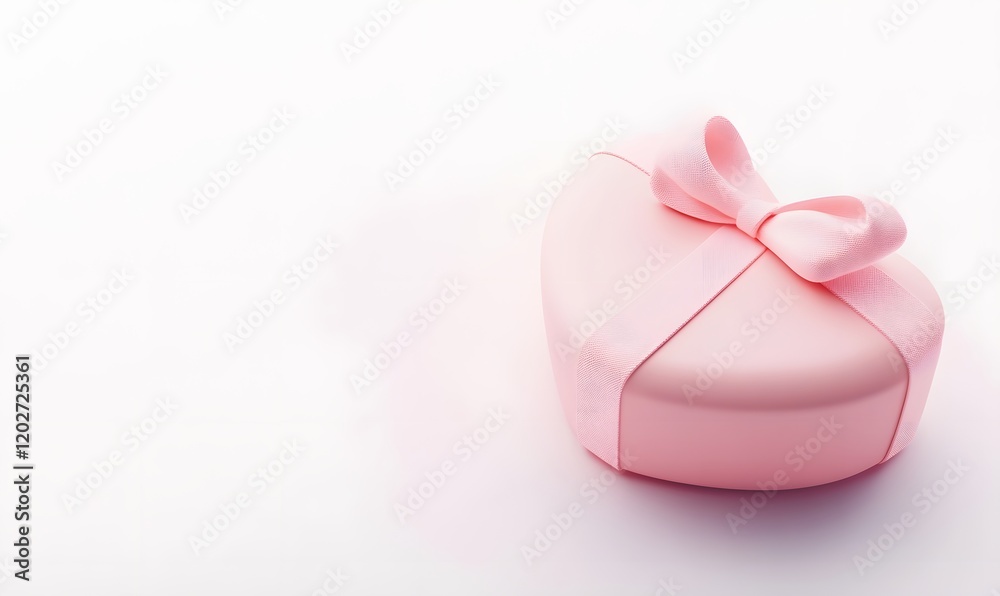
left=541, top=116, right=945, bottom=490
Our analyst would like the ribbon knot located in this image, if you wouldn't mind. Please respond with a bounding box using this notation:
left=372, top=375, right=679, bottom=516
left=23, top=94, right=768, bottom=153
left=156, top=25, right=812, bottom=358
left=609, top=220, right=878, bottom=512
left=734, top=198, right=776, bottom=239
left=649, top=116, right=907, bottom=283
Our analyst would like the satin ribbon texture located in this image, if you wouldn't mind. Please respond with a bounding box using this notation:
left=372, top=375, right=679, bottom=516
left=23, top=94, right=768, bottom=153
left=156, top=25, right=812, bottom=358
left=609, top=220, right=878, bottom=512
left=575, top=116, right=944, bottom=470
left=651, top=117, right=908, bottom=283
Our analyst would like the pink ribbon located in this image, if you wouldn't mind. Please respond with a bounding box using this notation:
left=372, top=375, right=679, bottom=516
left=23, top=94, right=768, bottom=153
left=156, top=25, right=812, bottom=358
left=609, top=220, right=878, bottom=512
left=651, top=117, right=908, bottom=283
left=576, top=116, right=944, bottom=470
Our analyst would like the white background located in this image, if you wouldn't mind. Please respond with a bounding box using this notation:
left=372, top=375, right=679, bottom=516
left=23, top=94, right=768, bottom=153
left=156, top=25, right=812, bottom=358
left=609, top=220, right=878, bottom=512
left=1, top=0, right=999, bottom=594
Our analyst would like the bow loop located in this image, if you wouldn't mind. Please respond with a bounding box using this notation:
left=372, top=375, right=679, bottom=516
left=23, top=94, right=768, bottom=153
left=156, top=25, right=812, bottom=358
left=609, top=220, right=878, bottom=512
left=650, top=117, right=907, bottom=283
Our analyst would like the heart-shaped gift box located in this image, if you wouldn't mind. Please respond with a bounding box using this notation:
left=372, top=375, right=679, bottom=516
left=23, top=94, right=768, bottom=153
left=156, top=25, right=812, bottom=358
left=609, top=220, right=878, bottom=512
left=541, top=116, right=945, bottom=489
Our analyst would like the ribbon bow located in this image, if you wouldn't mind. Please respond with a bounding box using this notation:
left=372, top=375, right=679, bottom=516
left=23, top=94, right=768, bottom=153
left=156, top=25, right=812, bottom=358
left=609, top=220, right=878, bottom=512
left=649, top=116, right=907, bottom=283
